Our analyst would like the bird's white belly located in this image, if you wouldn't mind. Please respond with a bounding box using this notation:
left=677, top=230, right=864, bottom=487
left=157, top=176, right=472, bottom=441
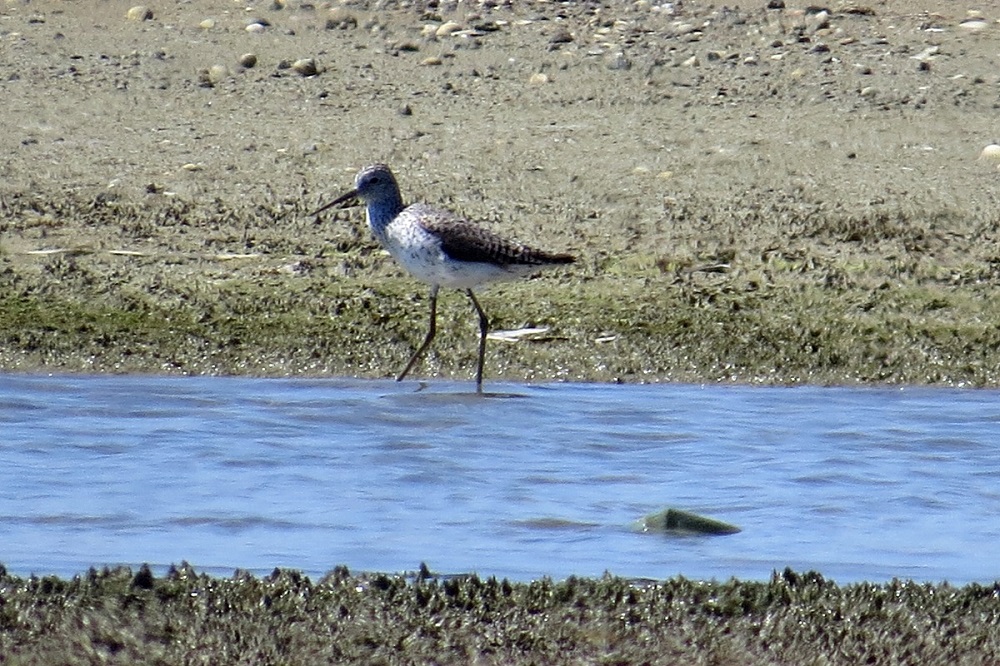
left=377, top=223, right=521, bottom=289
left=390, top=241, right=517, bottom=288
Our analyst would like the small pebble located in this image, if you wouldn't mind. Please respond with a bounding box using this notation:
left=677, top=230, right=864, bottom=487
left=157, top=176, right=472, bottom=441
left=246, top=22, right=266, bottom=33
left=198, top=64, right=228, bottom=86
left=528, top=72, right=550, bottom=85
left=548, top=28, right=573, bottom=44
left=326, top=8, right=357, bottom=29
left=239, top=53, right=258, bottom=68
left=606, top=52, right=631, bottom=70
left=959, top=19, right=989, bottom=32
left=208, top=64, right=227, bottom=82
left=807, top=10, right=830, bottom=34
left=126, top=5, right=153, bottom=21
left=436, top=20, right=461, bottom=37
left=199, top=18, right=215, bottom=30
left=420, top=56, right=443, bottom=66
left=292, top=58, right=318, bottom=76
left=978, top=144, right=1000, bottom=162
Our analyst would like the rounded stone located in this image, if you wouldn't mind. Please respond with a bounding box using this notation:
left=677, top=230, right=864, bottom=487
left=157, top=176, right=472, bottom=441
left=292, top=58, right=318, bottom=76
left=126, top=5, right=153, bottom=21
left=436, top=21, right=462, bottom=37
left=979, top=144, right=1000, bottom=162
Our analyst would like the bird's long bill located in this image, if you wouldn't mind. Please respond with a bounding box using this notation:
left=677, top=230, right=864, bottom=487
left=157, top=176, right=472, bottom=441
left=310, top=189, right=360, bottom=216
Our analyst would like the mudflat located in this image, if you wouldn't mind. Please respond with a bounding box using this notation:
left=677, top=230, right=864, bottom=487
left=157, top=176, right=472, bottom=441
left=2, top=0, right=999, bottom=385
left=3, top=565, right=999, bottom=666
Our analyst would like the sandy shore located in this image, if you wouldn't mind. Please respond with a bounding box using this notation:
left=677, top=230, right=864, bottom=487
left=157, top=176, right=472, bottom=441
left=3, top=0, right=1000, bottom=386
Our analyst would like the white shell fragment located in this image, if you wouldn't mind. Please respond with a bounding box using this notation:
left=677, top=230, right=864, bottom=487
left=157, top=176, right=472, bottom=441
left=487, top=327, right=553, bottom=343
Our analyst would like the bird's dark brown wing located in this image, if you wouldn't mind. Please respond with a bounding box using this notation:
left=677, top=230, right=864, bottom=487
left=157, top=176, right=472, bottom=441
left=417, top=207, right=574, bottom=267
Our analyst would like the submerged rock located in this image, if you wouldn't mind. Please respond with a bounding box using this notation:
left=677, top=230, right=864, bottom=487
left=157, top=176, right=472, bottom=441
left=635, top=508, right=741, bottom=536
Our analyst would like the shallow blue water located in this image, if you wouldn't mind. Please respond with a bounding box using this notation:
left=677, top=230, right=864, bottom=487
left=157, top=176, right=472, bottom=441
left=2, top=374, right=998, bottom=584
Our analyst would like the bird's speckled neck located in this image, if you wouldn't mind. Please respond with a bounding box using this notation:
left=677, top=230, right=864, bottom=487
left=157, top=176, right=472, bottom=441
left=353, top=164, right=406, bottom=236
left=365, top=195, right=405, bottom=236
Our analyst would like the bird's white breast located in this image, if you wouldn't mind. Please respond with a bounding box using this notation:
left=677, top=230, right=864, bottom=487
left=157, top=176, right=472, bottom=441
left=369, top=211, right=523, bottom=289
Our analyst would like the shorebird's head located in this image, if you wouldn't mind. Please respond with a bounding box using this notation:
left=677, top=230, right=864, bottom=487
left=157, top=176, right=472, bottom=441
left=352, top=164, right=399, bottom=202
left=310, top=164, right=400, bottom=216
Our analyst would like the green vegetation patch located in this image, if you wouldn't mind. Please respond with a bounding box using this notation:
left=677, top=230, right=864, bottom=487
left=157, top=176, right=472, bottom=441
left=4, top=189, right=1000, bottom=385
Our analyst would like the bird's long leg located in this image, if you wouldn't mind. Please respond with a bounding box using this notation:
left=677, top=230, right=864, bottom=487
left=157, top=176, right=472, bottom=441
left=397, top=285, right=439, bottom=382
left=466, top=289, right=490, bottom=393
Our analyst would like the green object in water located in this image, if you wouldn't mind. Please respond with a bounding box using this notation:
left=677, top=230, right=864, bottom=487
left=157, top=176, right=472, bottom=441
left=636, top=508, right=741, bottom=536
